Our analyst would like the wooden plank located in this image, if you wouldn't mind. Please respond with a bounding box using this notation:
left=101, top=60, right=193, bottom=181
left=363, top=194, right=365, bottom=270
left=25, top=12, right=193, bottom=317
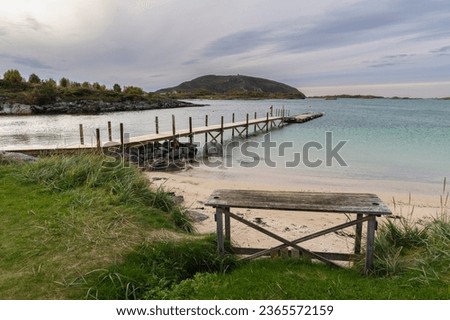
left=241, top=215, right=372, bottom=261
left=226, top=210, right=342, bottom=268
left=206, top=190, right=392, bottom=215
left=233, top=247, right=357, bottom=261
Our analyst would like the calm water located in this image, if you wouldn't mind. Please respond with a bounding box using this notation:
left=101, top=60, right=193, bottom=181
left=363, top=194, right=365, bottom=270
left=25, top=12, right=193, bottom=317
left=1, top=98, right=449, bottom=186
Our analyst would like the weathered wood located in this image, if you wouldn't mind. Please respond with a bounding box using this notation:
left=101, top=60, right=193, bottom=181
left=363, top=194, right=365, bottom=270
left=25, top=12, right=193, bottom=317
left=172, top=114, right=176, bottom=138
left=224, top=207, right=231, bottom=242
left=245, top=113, right=249, bottom=138
left=189, top=117, right=193, bottom=145
left=108, top=121, right=112, bottom=141
left=79, top=124, right=84, bottom=145
left=233, top=247, right=357, bottom=261
left=204, top=115, right=208, bottom=144
left=354, top=213, right=363, bottom=254
left=285, top=112, right=323, bottom=123
left=232, top=113, right=235, bottom=138
left=365, top=216, right=377, bottom=273
left=206, top=190, right=392, bottom=215
left=266, top=113, right=269, bottom=132
left=119, top=123, right=124, bottom=148
left=241, top=215, right=372, bottom=261
left=216, top=207, right=225, bottom=254
left=155, top=116, right=159, bottom=134
left=220, top=116, right=224, bottom=145
left=226, top=210, right=342, bottom=268
left=3, top=113, right=321, bottom=154
left=95, top=128, right=101, bottom=151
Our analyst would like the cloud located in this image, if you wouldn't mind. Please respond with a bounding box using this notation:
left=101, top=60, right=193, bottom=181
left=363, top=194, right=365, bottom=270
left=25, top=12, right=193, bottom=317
left=0, top=54, right=52, bottom=69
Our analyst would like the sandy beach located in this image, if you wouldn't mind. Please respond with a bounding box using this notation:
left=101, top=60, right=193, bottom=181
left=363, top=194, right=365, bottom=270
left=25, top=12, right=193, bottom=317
left=146, top=163, right=445, bottom=259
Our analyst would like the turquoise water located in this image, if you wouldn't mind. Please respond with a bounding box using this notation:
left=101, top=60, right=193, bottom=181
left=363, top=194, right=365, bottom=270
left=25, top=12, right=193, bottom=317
left=1, top=98, right=449, bottom=185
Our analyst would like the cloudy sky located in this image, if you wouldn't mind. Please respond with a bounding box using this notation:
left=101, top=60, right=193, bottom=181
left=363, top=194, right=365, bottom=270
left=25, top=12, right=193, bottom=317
left=1, top=0, right=449, bottom=97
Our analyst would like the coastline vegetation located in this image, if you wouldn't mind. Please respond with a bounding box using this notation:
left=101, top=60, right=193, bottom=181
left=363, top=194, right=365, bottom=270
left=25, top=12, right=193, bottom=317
left=0, top=69, right=159, bottom=106
left=0, top=155, right=448, bottom=299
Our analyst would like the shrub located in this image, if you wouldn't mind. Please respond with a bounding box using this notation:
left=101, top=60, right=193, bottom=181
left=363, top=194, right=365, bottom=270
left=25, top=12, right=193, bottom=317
left=3, top=69, right=23, bottom=84
left=28, top=73, right=41, bottom=84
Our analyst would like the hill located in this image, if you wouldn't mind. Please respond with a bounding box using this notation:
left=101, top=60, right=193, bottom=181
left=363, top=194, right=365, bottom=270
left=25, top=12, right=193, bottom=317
left=157, top=74, right=306, bottom=99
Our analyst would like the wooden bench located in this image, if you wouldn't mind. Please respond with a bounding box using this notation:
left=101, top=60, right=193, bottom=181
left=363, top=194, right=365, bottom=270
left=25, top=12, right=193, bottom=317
left=205, top=190, right=392, bottom=273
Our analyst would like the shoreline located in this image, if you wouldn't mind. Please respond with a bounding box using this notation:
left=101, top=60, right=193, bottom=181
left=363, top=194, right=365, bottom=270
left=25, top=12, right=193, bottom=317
left=146, top=164, right=445, bottom=257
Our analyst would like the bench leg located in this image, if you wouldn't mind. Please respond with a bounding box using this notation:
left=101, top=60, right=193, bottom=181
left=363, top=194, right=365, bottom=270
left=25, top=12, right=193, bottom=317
left=365, top=216, right=377, bottom=273
left=215, top=207, right=225, bottom=255
left=354, top=213, right=363, bottom=254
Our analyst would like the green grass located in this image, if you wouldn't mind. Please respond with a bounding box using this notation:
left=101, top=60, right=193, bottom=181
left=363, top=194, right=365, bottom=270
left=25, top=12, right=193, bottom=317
left=154, top=258, right=448, bottom=299
left=1, top=155, right=448, bottom=299
left=0, top=155, right=193, bottom=299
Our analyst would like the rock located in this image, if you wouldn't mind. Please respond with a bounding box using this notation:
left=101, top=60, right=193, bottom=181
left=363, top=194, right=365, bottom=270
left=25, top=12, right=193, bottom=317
left=0, top=99, right=200, bottom=115
left=172, top=195, right=184, bottom=205
left=0, top=151, right=38, bottom=162
left=187, top=210, right=209, bottom=222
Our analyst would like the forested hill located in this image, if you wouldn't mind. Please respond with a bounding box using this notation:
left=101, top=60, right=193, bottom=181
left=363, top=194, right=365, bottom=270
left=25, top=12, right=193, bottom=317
left=157, top=75, right=306, bottom=99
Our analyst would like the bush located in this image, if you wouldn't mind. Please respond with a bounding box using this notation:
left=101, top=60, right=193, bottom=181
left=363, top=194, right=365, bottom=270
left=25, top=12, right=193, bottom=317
left=3, top=69, right=23, bottom=84
left=28, top=73, right=41, bottom=84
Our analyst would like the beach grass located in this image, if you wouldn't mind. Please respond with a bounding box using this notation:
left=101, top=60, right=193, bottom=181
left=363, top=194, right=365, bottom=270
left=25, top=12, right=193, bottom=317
left=0, top=154, right=193, bottom=299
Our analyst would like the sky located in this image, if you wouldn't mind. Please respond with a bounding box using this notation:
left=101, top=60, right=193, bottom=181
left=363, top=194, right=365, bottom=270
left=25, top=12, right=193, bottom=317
left=1, top=0, right=449, bottom=98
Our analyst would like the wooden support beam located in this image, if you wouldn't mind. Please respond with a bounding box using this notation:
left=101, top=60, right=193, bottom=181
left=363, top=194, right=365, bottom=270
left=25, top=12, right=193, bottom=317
left=95, top=128, right=101, bottom=152
left=216, top=207, right=225, bottom=254
left=254, top=112, right=257, bottom=133
left=242, top=215, right=372, bottom=261
left=365, top=216, right=377, bottom=273
left=107, top=121, right=112, bottom=141
left=79, top=124, right=84, bottom=145
left=226, top=210, right=341, bottom=268
left=220, top=116, right=224, bottom=145
left=266, top=112, right=269, bottom=132
left=155, top=116, right=159, bottom=134
left=205, top=115, right=208, bottom=144
left=246, top=113, right=249, bottom=138
left=354, top=213, right=363, bottom=254
left=189, top=117, right=193, bottom=145
left=231, top=113, right=235, bottom=139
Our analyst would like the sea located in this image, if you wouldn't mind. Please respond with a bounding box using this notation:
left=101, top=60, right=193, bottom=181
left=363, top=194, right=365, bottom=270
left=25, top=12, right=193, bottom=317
left=1, top=98, right=449, bottom=195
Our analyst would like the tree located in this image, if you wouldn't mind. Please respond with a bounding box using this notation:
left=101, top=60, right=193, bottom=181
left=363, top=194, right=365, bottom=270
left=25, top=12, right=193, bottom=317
left=28, top=73, right=41, bottom=84
left=59, top=77, right=70, bottom=88
left=3, top=69, right=23, bottom=84
left=45, top=78, right=57, bottom=87
left=82, top=81, right=91, bottom=88
left=123, top=86, right=144, bottom=95
left=113, top=83, right=122, bottom=93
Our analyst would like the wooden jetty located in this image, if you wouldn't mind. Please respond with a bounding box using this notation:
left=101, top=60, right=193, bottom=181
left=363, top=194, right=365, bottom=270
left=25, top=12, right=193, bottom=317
left=2, top=110, right=324, bottom=155
left=284, top=112, right=324, bottom=123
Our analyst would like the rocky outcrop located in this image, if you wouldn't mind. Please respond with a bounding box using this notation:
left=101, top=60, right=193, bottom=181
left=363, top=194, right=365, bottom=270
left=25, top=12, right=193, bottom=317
left=0, top=99, right=199, bottom=115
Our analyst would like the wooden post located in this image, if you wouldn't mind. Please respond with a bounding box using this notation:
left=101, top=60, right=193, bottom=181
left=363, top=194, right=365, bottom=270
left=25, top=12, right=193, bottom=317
left=172, top=115, right=176, bottom=136
left=189, top=117, right=193, bottom=145
left=220, top=116, right=224, bottom=145
left=282, top=106, right=285, bottom=123
left=254, top=111, right=257, bottom=133
left=245, top=113, right=249, bottom=138
left=270, top=105, right=273, bottom=117
left=205, top=115, right=208, bottom=144
left=266, top=112, right=269, bottom=132
left=119, top=123, right=125, bottom=161
left=216, top=207, right=225, bottom=254
left=120, top=123, right=124, bottom=148
left=79, top=124, right=84, bottom=145
left=95, top=128, right=101, bottom=152
left=107, top=121, right=112, bottom=141
left=365, top=216, right=377, bottom=273
left=155, top=116, right=159, bottom=134
left=231, top=113, right=235, bottom=138
left=224, top=207, right=231, bottom=243
left=354, top=213, right=363, bottom=255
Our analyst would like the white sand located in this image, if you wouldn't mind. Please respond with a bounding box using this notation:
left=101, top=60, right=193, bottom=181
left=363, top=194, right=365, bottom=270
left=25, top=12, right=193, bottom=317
left=145, top=163, right=445, bottom=257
